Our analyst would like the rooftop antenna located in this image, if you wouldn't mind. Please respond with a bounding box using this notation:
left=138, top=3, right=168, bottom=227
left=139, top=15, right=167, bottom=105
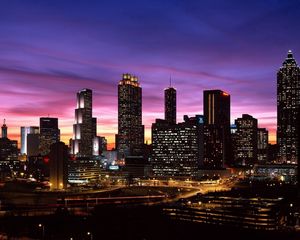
left=3, top=119, right=5, bottom=125
left=169, top=75, right=172, bottom=87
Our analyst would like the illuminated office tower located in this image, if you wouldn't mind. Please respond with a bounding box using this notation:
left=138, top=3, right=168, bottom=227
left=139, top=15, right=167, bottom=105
left=233, top=114, right=258, bottom=166
left=277, top=50, right=300, bottom=164
left=20, top=126, right=39, bottom=154
left=71, top=89, right=95, bottom=156
left=152, top=115, right=204, bottom=177
left=203, top=90, right=231, bottom=168
left=116, top=74, right=144, bottom=158
left=165, top=85, right=176, bottom=125
left=257, top=128, right=268, bottom=163
left=39, top=117, right=60, bottom=156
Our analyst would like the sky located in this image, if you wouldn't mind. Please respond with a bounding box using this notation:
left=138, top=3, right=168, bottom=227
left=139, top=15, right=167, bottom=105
left=1, top=0, right=300, bottom=148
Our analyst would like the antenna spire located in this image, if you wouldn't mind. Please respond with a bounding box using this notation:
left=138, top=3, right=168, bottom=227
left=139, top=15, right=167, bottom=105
left=169, top=75, right=172, bottom=87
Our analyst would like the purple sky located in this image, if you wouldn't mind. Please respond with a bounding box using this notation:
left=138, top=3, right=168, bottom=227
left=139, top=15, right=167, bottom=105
left=1, top=0, right=300, bottom=147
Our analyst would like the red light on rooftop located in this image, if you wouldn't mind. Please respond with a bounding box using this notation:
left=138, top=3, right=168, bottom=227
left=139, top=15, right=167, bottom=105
left=222, top=92, right=229, bottom=97
left=43, top=156, right=49, bottom=164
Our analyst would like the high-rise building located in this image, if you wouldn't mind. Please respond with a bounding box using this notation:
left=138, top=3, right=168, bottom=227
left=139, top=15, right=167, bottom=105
left=71, top=89, right=95, bottom=156
left=277, top=50, right=300, bottom=164
left=20, top=126, right=39, bottom=155
left=165, top=86, right=176, bottom=125
left=152, top=115, right=204, bottom=177
left=233, top=114, right=258, bottom=166
left=0, top=121, right=19, bottom=171
left=27, top=133, right=40, bottom=157
left=116, top=74, right=144, bottom=158
left=39, top=117, right=60, bottom=156
left=1, top=119, right=7, bottom=138
left=49, top=142, right=68, bottom=190
left=203, top=90, right=231, bottom=168
left=257, top=128, right=268, bottom=163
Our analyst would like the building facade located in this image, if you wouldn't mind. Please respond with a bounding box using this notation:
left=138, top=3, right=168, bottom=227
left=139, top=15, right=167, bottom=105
left=152, top=115, right=204, bottom=177
left=203, top=90, right=231, bottom=168
left=116, top=74, right=144, bottom=158
left=49, top=142, right=68, bottom=190
left=233, top=114, right=258, bottom=166
left=70, top=89, right=97, bottom=156
left=277, top=50, right=300, bottom=164
left=20, top=126, right=39, bottom=155
left=165, top=86, right=176, bottom=125
left=39, top=117, right=60, bottom=156
left=257, top=128, right=268, bottom=163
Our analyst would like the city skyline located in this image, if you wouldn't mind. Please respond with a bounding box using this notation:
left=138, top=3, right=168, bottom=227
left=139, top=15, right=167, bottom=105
left=1, top=1, right=300, bottom=147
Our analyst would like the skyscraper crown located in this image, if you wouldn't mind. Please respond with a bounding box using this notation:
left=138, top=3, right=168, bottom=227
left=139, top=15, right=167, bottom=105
left=282, top=50, right=298, bottom=67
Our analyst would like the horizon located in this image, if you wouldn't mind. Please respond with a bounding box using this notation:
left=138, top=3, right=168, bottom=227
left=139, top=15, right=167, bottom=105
left=1, top=0, right=300, bottom=148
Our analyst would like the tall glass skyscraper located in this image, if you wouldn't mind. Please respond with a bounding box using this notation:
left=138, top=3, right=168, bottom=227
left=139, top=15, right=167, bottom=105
left=116, top=74, right=144, bottom=158
left=277, top=50, right=300, bottom=164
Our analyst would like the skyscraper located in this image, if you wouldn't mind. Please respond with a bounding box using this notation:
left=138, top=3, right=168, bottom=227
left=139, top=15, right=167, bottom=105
left=277, top=50, right=300, bottom=164
left=116, top=73, right=144, bottom=158
left=71, top=89, right=95, bottom=156
left=39, top=117, right=60, bottom=156
left=1, top=119, right=7, bottom=138
left=165, top=85, right=176, bottom=125
left=203, top=90, right=231, bottom=168
left=233, top=114, right=258, bottom=166
left=49, top=141, right=68, bottom=190
left=20, top=126, right=39, bottom=155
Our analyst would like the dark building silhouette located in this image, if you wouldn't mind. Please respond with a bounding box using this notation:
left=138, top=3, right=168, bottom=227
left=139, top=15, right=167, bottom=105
left=257, top=128, right=268, bottom=163
left=1, top=119, right=7, bottom=138
left=233, top=114, right=258, bottom=166
left=49, top=142, right=68, bottom=190
left=39, top=117, right=60, bottom=156
left=116, top=74, right=144, bottom=158
left=165, top=86, right=176, bottom=125
left=277, top=50, right=300, bottom=164
left=152, top=115, right=204, bottom=177
left=70, top=89, right=95, bottom=156
left=0, top=120, right=19, bottom=172
left=203, top=90, right=230, bottom=168
left=27, top=133, right=40, bottom=157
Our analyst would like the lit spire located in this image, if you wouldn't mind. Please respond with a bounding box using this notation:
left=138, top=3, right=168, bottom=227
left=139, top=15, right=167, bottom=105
left=287, top=50, right=293, bottom=59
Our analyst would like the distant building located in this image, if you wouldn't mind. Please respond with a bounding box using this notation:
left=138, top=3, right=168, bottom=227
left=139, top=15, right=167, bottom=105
left=70, top=89, right=96, bottom=156
left=277, top=50, right=300, bottom=164
left=20, top=126, right=39, bottom=155
left=116, top=74, right=144, bottom=158
left=165, top=85, right=176, bottom=125
left=257, top=128, right=268, bottom=163
left=1, top=119, right=7, bottom=138
left=68, top=156, right=101, bottom=184
left=233, top=114, right=258, bottom=166
left=39, top=117, right=60, bottom=156
left=203, top=90, right=231, bottom=168
left=0, top=120, right=19, bottom=172
left=152, top=115, right=204, bottom=177
left=27, top=133, right=40, bottom=157
left=49, top=142, right=68, bottom=190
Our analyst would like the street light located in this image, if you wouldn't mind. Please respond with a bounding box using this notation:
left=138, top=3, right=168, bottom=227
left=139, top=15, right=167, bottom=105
left=38, top=223, right=45, bottom=239
left=87, top=231, right=93, bottom=240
